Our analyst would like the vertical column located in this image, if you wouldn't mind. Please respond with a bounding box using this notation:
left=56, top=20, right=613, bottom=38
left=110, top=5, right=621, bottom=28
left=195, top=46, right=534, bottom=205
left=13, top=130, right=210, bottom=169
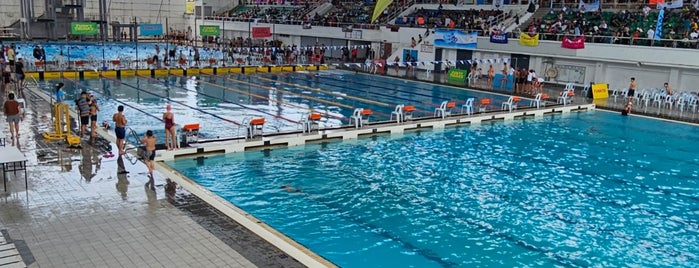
left=668, top=68, right=680, bottom=89
left=593, top=62, right=605, bottom=85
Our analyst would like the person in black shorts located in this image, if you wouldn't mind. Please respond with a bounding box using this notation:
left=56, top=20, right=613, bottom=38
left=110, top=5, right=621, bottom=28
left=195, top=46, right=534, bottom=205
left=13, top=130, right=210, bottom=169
left=2, top=65, right=11, bottom=93
left=75, top=91, right=90, bottom=137
left=89, top=94, right=99, bottom=138
left=14, top=58, right=25, bottom=92
left=141, top=130, right=157, bottom=190
left=627, top=77, right=637, bottom=101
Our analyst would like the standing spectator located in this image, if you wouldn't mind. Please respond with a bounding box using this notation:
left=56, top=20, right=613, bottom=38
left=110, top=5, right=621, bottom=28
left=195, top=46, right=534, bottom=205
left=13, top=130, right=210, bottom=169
left=351, top=46, right=358, bottom=62
left=113, top=105, right=128, bottom=155
left=393, top=56, right=400, bottom=74
left=55, top=82, right=65, bottom=102
left=89, top=93, right=99, bottom=138
left=163, top=104, right=178, bottom=151
left=7, top=44, right=15, bottom=72
left=141, top=130, right=157, bottom=190
left=3, top=92, right=21, bottom=139
left=628, top=77, right=637, bottom=101
left=14, top=58, right=25, bottom=96
left=664, top=82, right=673, bottom=95
left=2, top=65, right=10, bottom=93
left=75, top=91, right=90, bottom=137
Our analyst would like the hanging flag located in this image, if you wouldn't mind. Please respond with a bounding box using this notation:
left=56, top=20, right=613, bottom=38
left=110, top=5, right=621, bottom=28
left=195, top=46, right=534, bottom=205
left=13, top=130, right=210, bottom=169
left=578, top=0, right=600, bottom=12
left=490, top=33, right=508, bottom=44
left=371, top=0, right=393, bottom=23
left=519, top=33, right=540, bottom=46
left=561, top=35, right=585, bottom=49
left=492, top=0, right=504, bottom=9
left=654, top=9, right=664, bottom=40
left=657, top=0, right=683, bottom=9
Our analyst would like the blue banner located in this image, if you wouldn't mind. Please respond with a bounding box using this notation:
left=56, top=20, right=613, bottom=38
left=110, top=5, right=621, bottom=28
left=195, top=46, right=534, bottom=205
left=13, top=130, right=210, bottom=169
left=654, top=9, right=664, bottom=41
left=434, top=30, right=477, bottom=50
left=490, top=34, right=508, bottom=44
left=139, top=24, right=163, bottom=36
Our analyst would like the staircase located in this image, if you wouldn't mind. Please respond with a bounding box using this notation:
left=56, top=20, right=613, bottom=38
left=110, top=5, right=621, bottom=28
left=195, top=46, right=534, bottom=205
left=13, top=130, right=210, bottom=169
left=519, top=6, right=551, bottom=29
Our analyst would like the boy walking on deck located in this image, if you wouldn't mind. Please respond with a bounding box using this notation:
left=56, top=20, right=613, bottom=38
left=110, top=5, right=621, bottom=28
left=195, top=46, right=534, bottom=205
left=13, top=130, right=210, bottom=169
left=141, top=130, right=157, bottom=190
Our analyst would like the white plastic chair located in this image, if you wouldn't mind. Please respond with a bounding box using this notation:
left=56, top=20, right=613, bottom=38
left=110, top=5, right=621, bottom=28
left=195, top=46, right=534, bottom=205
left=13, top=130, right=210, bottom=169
left=557, top=90, right=572, bottom=105
left=530, top=93, right=544, bottom=108
left=581, top=84, right=590, bottom=98
left=612, top=88, right=627, bottom=102
left=461, top=98, right=475, bottom=115
left=501, top=96, right=518, bottom=112
left=663, top=95, right=674, bottom=110
left=434, top=101, right=454, bottom=118
left=390, top=104, right=404, bottom=123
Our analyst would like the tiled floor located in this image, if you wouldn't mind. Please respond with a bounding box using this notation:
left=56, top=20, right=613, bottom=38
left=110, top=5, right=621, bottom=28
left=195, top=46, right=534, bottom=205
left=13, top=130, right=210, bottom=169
left=0, top=90, right=302, bottom=268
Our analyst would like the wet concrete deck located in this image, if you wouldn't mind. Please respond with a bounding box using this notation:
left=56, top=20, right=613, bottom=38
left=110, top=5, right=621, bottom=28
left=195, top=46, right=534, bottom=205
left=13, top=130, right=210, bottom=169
left=0, top=90, right=303, bottom=267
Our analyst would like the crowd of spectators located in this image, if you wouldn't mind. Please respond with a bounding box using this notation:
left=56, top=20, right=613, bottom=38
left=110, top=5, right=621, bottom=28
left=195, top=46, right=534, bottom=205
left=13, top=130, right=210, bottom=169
left=396, top=4, right=507, bottom=34
left=524, top=4, right=699, bottom=48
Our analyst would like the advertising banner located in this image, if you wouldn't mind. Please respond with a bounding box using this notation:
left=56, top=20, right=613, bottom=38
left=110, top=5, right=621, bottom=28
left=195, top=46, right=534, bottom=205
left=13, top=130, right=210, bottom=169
left=447, top=68, right=468, bottom=86
left=489, top=34, right=508, bottom=44
left=561, top=35, right=585, bottom=49
left=252, top=27, right=271, bottom=38
left=518, top=33, right=540, bottom=46
left=592, top=83, right=609, bottom=99
left=185, top=0, right=195, bottom=14
left=200, top=25, right=220, bottom=36
left=140, top=24, right=163, bottom=36
left=434, top=30, right=477, bottom=49
left=70, top=22, right=98, bottom=35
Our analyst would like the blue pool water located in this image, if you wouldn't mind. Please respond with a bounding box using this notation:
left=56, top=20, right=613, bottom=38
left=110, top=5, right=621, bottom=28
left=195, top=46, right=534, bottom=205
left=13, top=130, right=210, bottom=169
left=167, top=111, right=699, bottom=267
left=41, top=70, right=510, bottom=140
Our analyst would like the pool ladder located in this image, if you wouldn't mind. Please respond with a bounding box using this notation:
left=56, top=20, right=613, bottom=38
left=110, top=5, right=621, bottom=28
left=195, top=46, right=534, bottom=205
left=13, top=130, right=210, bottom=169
left=121, top=128, right=142, bottom=165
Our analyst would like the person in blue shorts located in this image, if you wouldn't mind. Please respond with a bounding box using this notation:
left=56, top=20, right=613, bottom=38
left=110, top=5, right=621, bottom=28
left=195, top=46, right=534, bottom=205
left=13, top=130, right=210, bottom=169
left=112, top=105, right=127, bottom=155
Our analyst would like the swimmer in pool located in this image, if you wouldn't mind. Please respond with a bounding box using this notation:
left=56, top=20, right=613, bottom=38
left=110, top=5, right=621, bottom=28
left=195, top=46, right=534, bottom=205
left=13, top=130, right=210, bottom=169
left=280, top=185, right=301, bottom=193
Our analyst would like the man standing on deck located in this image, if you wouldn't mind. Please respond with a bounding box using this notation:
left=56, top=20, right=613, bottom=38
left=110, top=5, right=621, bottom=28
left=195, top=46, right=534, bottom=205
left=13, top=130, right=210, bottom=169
left=113, top=105, right=128, bottom=155
left=75, top=91, right=90, bottom=137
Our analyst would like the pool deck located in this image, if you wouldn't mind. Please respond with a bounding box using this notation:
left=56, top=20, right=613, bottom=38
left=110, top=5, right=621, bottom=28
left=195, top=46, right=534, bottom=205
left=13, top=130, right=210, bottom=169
left=0, top=87, right=307, bottom=267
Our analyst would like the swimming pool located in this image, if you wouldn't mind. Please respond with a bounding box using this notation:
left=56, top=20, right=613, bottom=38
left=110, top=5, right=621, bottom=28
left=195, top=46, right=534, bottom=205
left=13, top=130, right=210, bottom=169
left=166, top=110, right=699, bottom=267
left=13, top=42, right=223, bottom=64
left=41, top=70, right=511, bottom=141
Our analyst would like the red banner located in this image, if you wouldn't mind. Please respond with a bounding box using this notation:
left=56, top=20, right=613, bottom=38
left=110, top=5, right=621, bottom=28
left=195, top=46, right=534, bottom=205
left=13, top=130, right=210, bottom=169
left=251, top=27, right=271, bottom=38
left=562, top=36, right=585, bottom=49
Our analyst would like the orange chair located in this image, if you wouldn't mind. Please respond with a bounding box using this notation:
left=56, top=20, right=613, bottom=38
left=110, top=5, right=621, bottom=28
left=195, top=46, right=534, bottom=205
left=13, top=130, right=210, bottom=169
left=250, top=118, right=265, bottom=125
left=308, top=113, right=321, bottom=120
left=479, top=98, right=491, bottom=113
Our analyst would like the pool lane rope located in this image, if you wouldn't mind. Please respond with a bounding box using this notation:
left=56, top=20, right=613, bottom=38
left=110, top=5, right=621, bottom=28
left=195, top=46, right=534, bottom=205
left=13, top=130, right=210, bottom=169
left=245, top=75, right=392, bottom=108
left=135, top=74, right=302, bottom=125
left=170, top=73, right=347, bottom=122
left=201, top=72, right=355, bottom=110
left=99, top=75, right=243, bottom=126
left=61, top=76, right=165, bottom=124
left=203, top=73, right=390, bottom=120
left=285, top=72, right=439, bottom=115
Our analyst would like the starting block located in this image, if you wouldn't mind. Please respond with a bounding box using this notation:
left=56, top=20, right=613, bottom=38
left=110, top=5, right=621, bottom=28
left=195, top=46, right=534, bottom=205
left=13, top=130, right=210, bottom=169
left=303, top=113, right=321, bottom=133
left=181, top=123, right=200, bottom=145
left=246, top=118, right=265, bottom=139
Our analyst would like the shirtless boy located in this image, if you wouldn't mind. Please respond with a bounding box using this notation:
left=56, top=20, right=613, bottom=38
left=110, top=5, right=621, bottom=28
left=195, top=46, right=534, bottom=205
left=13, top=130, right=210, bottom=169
left=141, top=130, right=157, bottom=190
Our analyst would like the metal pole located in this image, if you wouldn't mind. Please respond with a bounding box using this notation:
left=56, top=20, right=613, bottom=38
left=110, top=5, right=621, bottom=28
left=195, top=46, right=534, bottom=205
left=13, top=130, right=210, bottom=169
left=166, top=17, right=169, bottom=63
left=201, top=2, right=205, bottom=48
left=135, top=17, right=138, bottom=70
